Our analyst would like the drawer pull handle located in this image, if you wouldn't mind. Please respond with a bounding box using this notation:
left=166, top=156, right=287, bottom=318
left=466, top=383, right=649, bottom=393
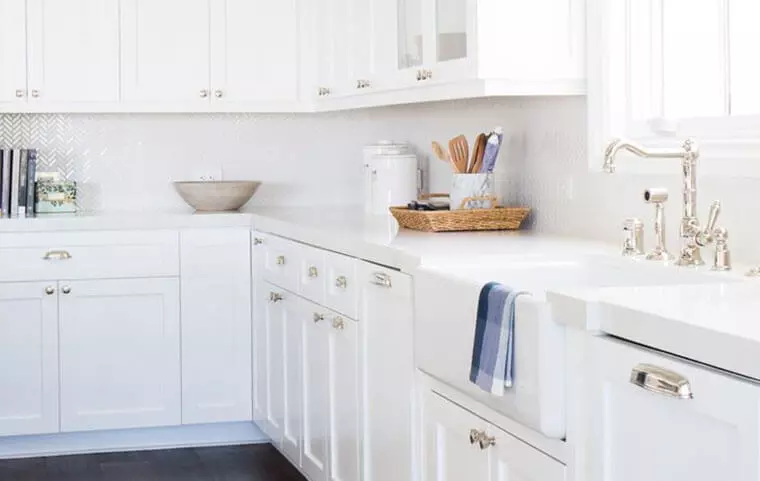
left=308, top=266, right=319, bottom=278
left=276, top=255, right=286, bottom=266
left=43, top=250, right=72, bottom=261
left=335, top=276, right=348, bottom=289
left=371, top=272, right=392, bottom=288
left=313, top=313, right=324, bottom=323
left=332, top=316, right=345, bottom=330
left=630, top=364, right=693, bottom=399
left=269, top=292, right=284, bottom=303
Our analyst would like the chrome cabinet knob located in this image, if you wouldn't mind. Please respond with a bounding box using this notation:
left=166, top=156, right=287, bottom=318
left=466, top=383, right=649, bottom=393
left=356, top=80, right=362, bottom=90
left=61, top=286, right=71, bottom=295
left=199, top=89, right=209, bottom=98
left=308, top=266, right=319, bottom=278
left=15, top=89, right=25, bottom=98
left=276, top=255, right=286, bottom=266
left=269, top=292, right=284, bottom=303
left=370, top=272, right=392, bottom=288
left=425, top=69, right=433, bottom=80
left=31, top=89, right=40, bottom=98
left=478, top=433, right=496, bottom=449
left=469, top=429, right=481, bottom=445
left=214, top=90, right=224, bottom=98
left=44, top=286, right=55, bottom=296
left=253, top=238, right=264, bottom=245
left=335, top=276, right=348, bottom=289
left=313, top=313, right=324, bottom=323
left=416, top=70, right=423, bottom=81
left=332, top=316, right=345, bottom=330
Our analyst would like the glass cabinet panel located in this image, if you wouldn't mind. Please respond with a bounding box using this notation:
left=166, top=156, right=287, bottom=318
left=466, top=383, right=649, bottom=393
left=435, top=0, right=466, bottom=62
left=397, top=0, right=424, bottom=69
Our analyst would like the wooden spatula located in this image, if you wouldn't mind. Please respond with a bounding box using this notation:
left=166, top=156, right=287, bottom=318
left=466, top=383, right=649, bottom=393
left=432, top=141, right=459, bottom=172
left=448, top=135, right=469, bottom=174
left=469, top=133, right=487, bottom=173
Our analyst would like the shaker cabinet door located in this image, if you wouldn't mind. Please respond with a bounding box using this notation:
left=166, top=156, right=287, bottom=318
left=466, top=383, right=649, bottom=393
left=0, top=0, right=27, bottom=105
left=120, top=0, right=211, bottom=104
left=58, top=278, right=181, bottom=432
left=26, top=0, right=120, bottom=103
left=0, top=282, right=59, bottom=437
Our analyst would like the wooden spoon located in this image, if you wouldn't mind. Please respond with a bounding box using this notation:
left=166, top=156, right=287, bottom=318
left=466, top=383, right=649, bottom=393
left=432, top=141, right=459, bottom=173
left=448, top=135, right=469, bottom=174
left=469, top=133, right=487, bottom=173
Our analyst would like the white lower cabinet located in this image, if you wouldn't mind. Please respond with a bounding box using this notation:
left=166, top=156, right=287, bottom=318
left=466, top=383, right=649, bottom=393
left=58, top=278, right=181, bottom=432
left=588, top=336, right=760, bottom=481
left=282, top=294, right=304, bottom=466
left=180, top=229, right=252, bottom=425
left=423, top=390, right=566, bottom=481
left=0, top=282, right=59, bottom=437
left=302, top=300, right=331, bottom=481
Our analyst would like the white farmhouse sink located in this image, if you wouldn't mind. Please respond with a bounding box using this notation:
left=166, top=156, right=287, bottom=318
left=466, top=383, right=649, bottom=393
left=414, top=255, right=733, bottom=439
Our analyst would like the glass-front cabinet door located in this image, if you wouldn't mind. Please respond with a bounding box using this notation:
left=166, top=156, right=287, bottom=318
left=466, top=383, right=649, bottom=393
left=396, top=0, right=426, bottom=80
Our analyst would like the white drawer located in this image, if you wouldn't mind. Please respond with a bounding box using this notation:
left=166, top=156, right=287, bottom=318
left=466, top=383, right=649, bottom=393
left=257, top=234, right=300, bottom=293
left=588, top=336, right=760, bottom=481
left=0, top=230, right=179, bottom=282
left=324, top=251, right=358, bottom=318
left=298, top=244, right=326, bottom=305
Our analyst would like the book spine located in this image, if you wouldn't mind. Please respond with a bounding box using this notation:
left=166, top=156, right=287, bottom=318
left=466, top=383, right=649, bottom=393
left=18, top=149, right=28, bottom=218
left=10, top=149, right=20, bottom=218
left=26, top=150, right=37, bottom=218
left=0, top=150, right=10, bottom=218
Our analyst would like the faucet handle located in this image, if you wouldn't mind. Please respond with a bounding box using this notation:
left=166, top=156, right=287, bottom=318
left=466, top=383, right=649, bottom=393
left=712, top=227, right=731, bottom=271
left=705, top=200, right=722, bottom=234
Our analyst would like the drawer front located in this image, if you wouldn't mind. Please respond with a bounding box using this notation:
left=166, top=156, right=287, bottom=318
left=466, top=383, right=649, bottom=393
left=324, top=251, right=358, bottom=318
left=0, top=230, right=179, bottom=282
left=259, top=234, right=300, bottom=293
left=588, top=336, right=760, bottom=481
left=298, top=244, right=326, bottom=304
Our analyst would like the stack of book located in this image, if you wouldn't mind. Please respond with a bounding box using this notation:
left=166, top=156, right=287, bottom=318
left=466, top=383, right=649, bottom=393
left=0, top=149, right=38, bottom=218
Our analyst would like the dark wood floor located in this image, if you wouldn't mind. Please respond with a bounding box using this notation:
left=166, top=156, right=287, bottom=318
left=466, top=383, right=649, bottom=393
left=0, top=444, right=306, bottom=481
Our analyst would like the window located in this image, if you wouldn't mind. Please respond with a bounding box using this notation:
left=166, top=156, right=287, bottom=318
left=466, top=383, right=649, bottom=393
left=588, top=0, right=760, bottom=176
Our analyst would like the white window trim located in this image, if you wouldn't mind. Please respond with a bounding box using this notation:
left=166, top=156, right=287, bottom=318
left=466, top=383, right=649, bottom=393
left=587, top=0, right=760, bottom=178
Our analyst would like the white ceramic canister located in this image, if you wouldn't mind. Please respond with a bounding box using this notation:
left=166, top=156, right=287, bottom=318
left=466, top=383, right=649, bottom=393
left=363, top=141, right=413, bottom=213
left=369, top=154, right=419, bottom=214
left=450, top=173, right=496, bottom=210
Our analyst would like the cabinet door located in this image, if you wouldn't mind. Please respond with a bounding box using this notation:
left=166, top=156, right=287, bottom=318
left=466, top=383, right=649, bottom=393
left=393, top=0, right=426, bottom=87
left=121, top=0, right=211, bottom=103
left=313, top=0, right=336, bottom=99
left=302, top=300, right=331, bottom=481
left=252, top=279, right=268, bottom=427
left=421, top=390, right=489, bottom=481
left=588, top=336, right=760, bottom=481
left=256, top=281, right=286, bottom=444
left=210, top=0, right=298, bottom=105
left=0, top=0, right=27, bottom=105
left=282, top=294, right=303, bottom=466
left=0, top=282, right=58, bottom=436
left=358, top=266, right=415, bottom=481
left=490, top=425, right=566, bottom=481
left=26, top=0, right=120, bottom=104
left=328, top=314, right=361, bottom=481
left=58, top=278, right=181, bottom=432
left=180, top=229, right=252, bottom=425
left=427, top=0, right=474, bottom=83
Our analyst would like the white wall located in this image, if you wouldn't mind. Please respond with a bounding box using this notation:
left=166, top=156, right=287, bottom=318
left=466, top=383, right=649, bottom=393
left=2, top=96, right=760, bottom=264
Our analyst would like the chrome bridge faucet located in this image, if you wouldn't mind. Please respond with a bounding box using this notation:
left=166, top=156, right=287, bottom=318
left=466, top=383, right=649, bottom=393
left=603, top=138, right=730, bottom=269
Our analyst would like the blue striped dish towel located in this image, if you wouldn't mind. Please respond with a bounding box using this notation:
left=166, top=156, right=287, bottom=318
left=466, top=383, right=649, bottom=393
left=469, top=282, right=527, bottom=396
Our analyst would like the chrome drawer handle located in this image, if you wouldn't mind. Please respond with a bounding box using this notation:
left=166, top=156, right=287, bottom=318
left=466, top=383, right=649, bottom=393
left=371, top=272, right=392, bottom=288
left=276, top=255, right=286, bottom=266
left=43, top=250, right=72, bottom=261
left=313, top=313, right=324, bottom=323
left=269, top=292, right=284, bottom=303
left=630, top=364, right=693, bottom=399
left=308, top=266, right=319, bottom=278
left=332, top=316, right=345, bottom=330
left=335, top=276, right=348, bottom=289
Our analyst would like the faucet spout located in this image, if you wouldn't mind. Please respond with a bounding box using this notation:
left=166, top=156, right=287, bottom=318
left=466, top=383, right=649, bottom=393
left=602, top=138, right=689, bottom=174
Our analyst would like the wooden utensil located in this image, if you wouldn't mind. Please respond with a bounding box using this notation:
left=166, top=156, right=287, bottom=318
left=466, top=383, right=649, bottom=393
left=448, top=135, right=469, bottom=174
left=469, top=133, right=487, bottom=173
left=433, top=140, right=460, bottom=173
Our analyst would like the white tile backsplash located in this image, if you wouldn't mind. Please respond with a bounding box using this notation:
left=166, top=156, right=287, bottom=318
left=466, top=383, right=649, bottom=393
left=3, top=96, right=760, bottom=263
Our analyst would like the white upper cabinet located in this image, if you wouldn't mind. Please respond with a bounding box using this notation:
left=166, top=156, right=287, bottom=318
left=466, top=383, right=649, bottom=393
left=26, top=0, right=120, bottom=104
left=0, top=282, right=59, bottom=437
left=210, top=0, right=300, bottom=107
left=58, top=278, right=181, bottom=432
left=180, top=229, right=252, bottom=425
left=394, top=0, right=426, bottom=87
left=121, top=0, right=211, bottom=104
left=0, top=0, right=27, bottom=105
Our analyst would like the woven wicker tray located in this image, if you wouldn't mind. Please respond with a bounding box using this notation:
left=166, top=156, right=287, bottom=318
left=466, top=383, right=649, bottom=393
left=390, top=195, right=530, bottom=233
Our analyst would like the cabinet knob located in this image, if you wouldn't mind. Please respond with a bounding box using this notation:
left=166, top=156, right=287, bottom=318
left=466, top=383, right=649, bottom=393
left=44, top=286, right=55, bottom=296
left=253, top=238, right=264, bottom=245
left=356, top=80, right=362, bottom=90
left=276, top=255, right=286, bottom=266
left=469, top=429, right=481, bottom=445
left=31, top=89, right=40, bottom=98
left=269, top=292, right=284, bottom=303
left=416, top=70, right=423, bottom=81
left=308, top=266, right=319, bottom=278
left=214, top=90, right=224, bottom=99
left=425, top=69, right=433, bottom=80
left=478, top=433, right=496, bottom=450
left=15, top=89, right=25, bottom=98
left=199, top=89, right=209, bottom=98
left=370, top=272, right=392, bottom=288
left=332, top=316, right=345, bottom=330
left=313, top=312, right=324, bottom=323
left=61, top=286, right=72, bottom=295
left=335, top=276, right=348, bottom=289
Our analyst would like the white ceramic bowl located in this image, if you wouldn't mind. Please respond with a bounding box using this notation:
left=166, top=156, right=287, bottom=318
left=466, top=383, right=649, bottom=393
left=173, top=181, right=261, bottom=212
